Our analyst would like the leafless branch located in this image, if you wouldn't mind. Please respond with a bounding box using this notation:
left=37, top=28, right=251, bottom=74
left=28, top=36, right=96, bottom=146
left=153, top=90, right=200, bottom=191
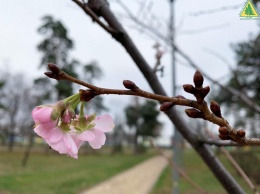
left=177, top=23, right=230, bottom=36
left=45, top=64, right=260, bottom=146
left=199, top=139, right=239, bottom=146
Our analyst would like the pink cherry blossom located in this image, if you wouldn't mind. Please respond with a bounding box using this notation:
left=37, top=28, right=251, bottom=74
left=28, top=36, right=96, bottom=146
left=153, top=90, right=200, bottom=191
left=32, top=102, right=115, bottom=158
left=32, top=106, right=78, bottom=158
left=34, top=124, right=79, bottom=159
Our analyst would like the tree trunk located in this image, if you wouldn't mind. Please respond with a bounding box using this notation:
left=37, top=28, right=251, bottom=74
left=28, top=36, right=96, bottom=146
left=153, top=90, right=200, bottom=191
left=8, top=132, right=15, bottom=152
left=21, top=132, right=34, bottom=167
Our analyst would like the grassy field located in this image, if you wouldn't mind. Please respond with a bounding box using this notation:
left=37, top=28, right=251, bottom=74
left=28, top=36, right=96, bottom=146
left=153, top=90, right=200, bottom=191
left=0, top=148, right=153, bottom=194
left=151, top=149, right=260, bottom=194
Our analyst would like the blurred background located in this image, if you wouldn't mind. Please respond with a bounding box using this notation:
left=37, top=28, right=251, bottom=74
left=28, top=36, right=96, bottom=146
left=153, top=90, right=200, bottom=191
left=0, top=0, right=259, bottom=193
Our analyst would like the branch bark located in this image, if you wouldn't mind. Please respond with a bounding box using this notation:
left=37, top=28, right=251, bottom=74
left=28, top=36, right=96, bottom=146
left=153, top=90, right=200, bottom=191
left=72, top=0, right=246, bottom=193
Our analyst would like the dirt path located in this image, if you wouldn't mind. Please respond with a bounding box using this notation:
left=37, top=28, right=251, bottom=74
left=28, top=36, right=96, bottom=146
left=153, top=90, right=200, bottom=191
left=79, top=153, right=169, bottom=194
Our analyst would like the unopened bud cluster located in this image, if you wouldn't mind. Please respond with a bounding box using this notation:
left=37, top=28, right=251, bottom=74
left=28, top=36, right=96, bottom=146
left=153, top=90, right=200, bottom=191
left=218, top=126, right=246, bottom=141
left=183, top=70, right=210, bottom=104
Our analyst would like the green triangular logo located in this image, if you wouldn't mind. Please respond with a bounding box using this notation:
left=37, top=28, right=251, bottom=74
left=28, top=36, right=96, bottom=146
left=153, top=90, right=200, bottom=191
left=240, top=0, right=259, bottom=18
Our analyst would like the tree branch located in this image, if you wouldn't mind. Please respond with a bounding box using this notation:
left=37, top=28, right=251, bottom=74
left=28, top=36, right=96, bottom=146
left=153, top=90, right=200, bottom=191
left=70, top=1, right=247, bottom=193
left=46, top=64, right=260, bottom=146
left=199, top=139, right=239, bottom=146
left=72, top=0, right=117, bottom=34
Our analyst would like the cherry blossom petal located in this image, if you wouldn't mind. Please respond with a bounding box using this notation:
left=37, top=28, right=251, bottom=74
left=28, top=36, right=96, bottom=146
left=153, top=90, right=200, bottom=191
left=32, top=106, right=53, bottom=124
left=62, top=110, right=71, bottom=124
left=49, top=140, right=67, bottom=154
left=63, top=133, right=78, bottom=155
left=47, top=127, right=64, bottom=143
left=41, top=121, right=57, bottom=130
left=93, top=114, right=115, bottom=132
left=48, top=134, right=78, bottom=159
left=77, top=131, right=95, bottom=142
left=68, top=128, right=83, bottom=150
left=34, top=125, right=52, bottom=139
left=88, top=130, right=106, bottom=149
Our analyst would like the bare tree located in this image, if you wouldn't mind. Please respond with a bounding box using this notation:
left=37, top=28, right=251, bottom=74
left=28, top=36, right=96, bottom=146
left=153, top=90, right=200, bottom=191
left=0, top=73, right=35, bottom=151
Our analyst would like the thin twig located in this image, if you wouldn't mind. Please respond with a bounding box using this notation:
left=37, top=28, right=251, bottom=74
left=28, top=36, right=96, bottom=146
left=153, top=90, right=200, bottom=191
left=189, top=3, right=244, bottom=17
left=199, top=139, right=239, bottom=146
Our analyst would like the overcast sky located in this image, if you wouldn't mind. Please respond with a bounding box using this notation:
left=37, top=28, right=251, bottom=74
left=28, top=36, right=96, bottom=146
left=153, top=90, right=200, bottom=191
left=0, top=0, right=259, bottom=145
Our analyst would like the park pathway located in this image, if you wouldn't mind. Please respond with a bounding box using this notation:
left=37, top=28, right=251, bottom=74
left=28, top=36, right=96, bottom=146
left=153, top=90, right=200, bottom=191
left=79, top=152, right=170, bottom=194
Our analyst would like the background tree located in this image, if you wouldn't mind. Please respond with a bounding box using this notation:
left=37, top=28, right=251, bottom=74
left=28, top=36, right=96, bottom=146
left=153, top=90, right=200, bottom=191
left=36, top=15, right=107, bottom=112
left=125, top=98, right=162, bottom=153
left=0, top=73, right=35, bottom=151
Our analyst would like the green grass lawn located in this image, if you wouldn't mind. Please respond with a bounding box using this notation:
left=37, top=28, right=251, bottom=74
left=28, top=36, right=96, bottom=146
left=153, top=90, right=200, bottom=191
left=152, top=149, right=260, bottom=194
left=0, top=148, right=153, bottom=194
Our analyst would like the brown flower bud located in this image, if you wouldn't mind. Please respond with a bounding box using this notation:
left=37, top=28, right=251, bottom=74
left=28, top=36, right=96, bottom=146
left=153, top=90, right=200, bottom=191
left=210, top=100, right=222, bottom=117
left=237, top=130, right=246, bottom=138
left=218, top=126, right=228, bottom=135
left=185, top=108, right=203, bottom=118
left=201, top=86, right=210, bottom=98
left=218, top=134, right=230, bottom=140
left=48, top=63, right=60, bottom=74
left=183, top=84, right=195, bottom=94
left=123, top=80, right=139, bottom=91
left=193, top=70, right=204, bottom=88
left=160, top=102, right=174, bottom=112
left=79, top=89, right=96, bottom=102
left=44, top=72, right=56, bottom=79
